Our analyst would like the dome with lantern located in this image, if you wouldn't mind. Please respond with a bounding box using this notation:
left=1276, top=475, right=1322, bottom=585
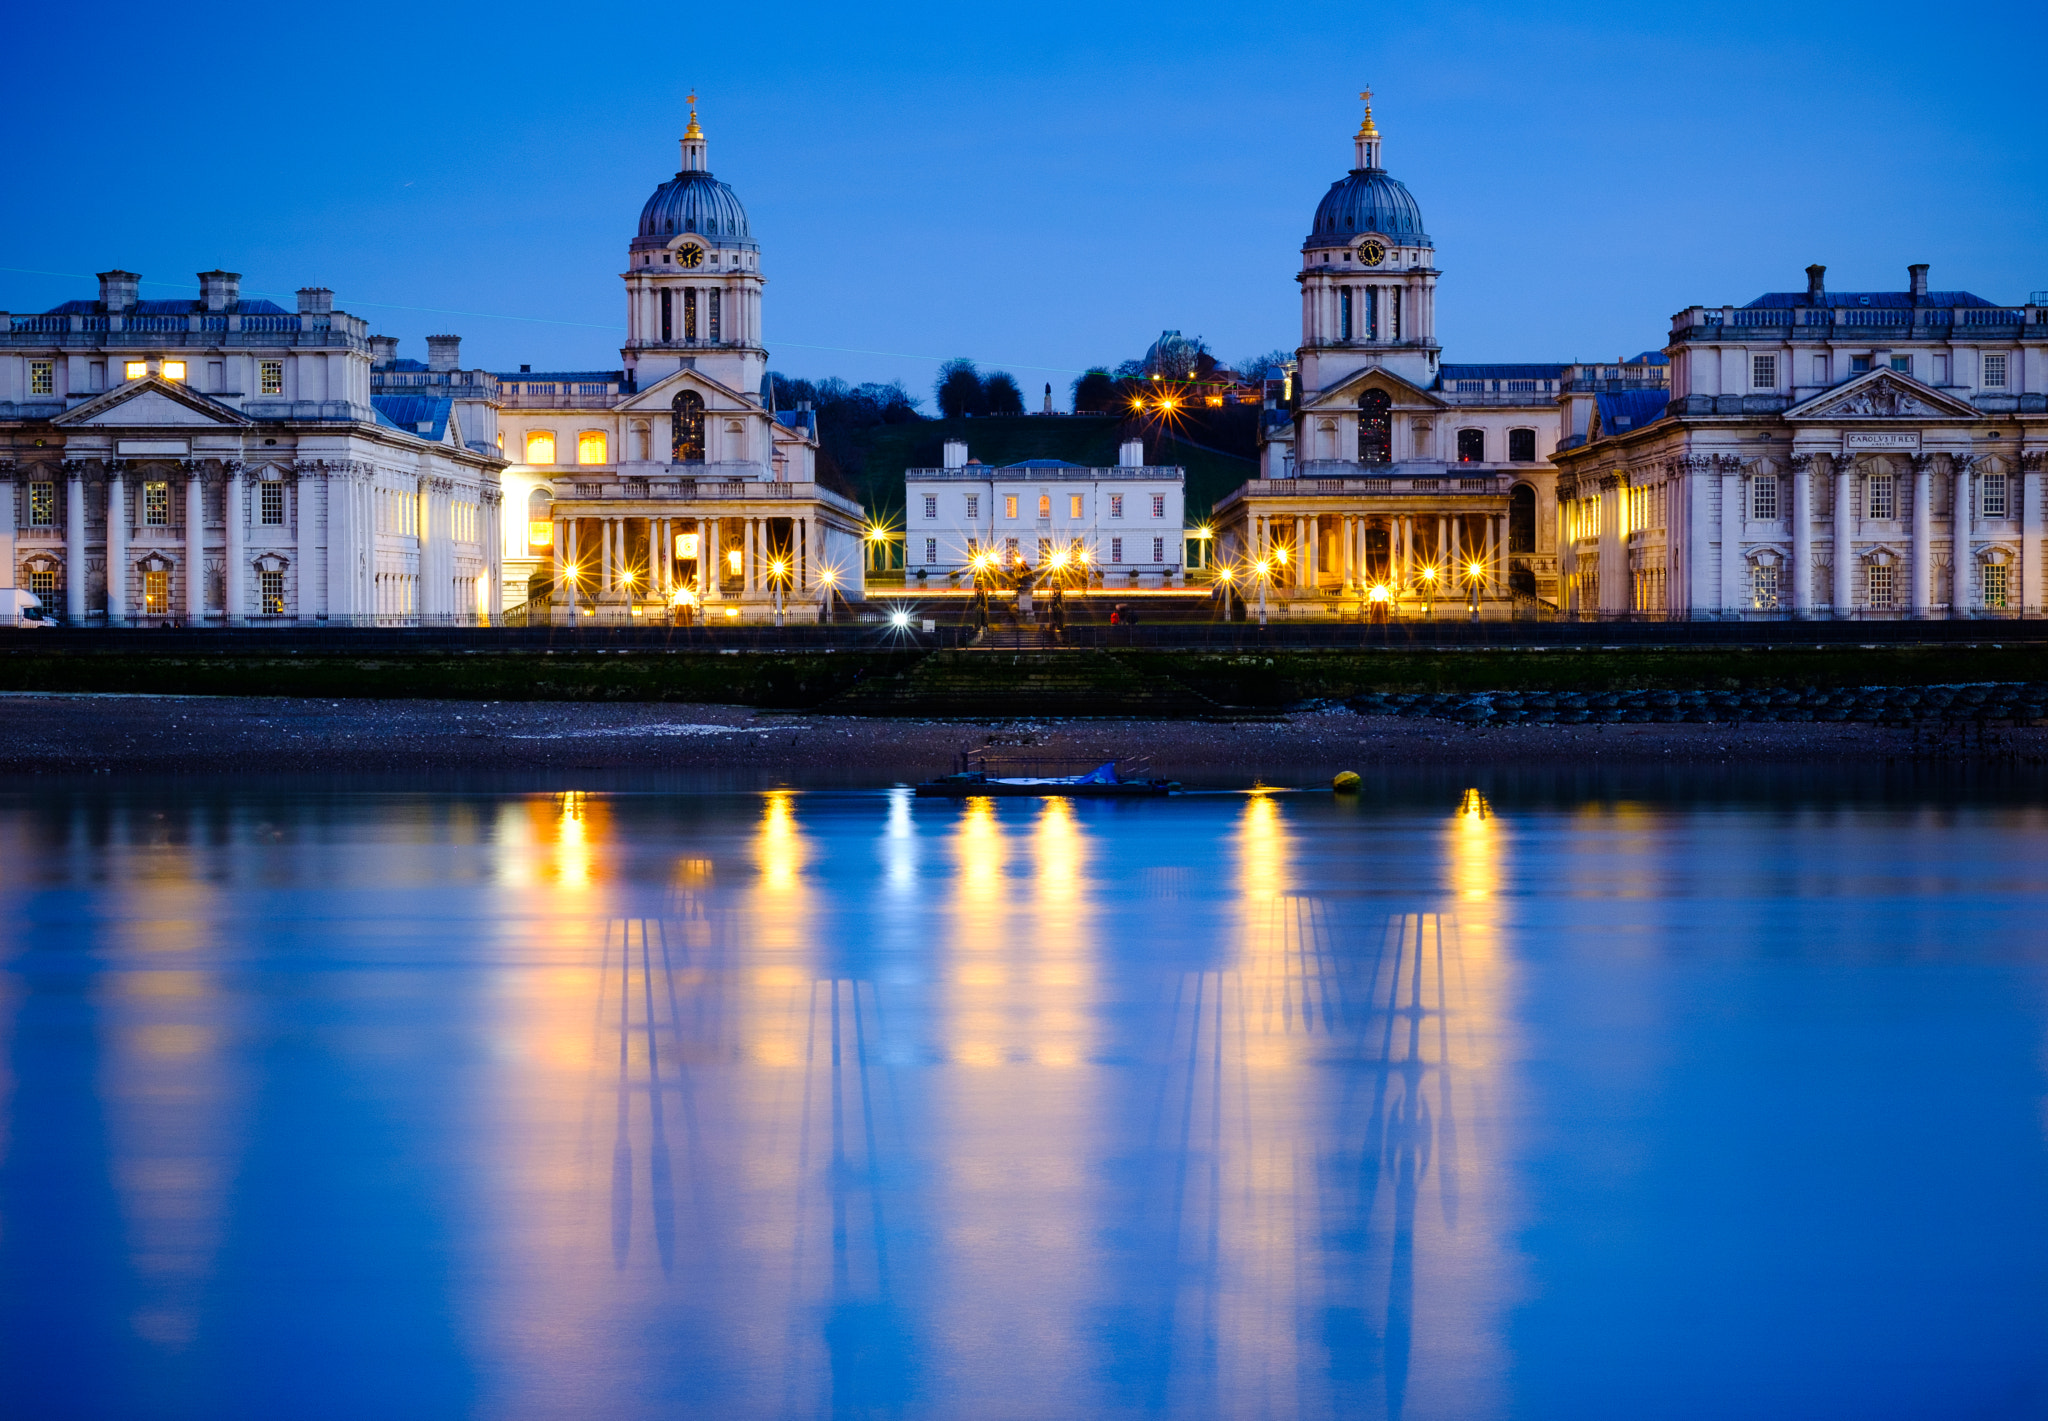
left=631, top=101, right=759, bottom=253
left=1305, top=95, right=1429, bottom=250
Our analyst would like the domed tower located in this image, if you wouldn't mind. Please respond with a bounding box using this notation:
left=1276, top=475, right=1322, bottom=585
left=623, top=96, right=766, bottom=396
left=1296, top=93, right=1439, bottom=396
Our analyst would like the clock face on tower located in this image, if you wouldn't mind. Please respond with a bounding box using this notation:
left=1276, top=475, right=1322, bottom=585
left=677, top=244, right=705, bottom=269
left=1360, top=240, right=1386, bottom=267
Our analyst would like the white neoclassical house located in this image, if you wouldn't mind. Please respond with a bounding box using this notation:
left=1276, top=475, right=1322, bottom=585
left=494, top=100, right=866, bottom=623
left=1553, top=264, right=2048, bottom=616
left=0, top=270, right=506, bottom=625
left=903, top=438, right=1187, bottom=584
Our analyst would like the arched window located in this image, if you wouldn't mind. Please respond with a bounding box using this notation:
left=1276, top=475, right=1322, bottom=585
left=526, top=487, right=553, bottom=553
left=683, top=289, right=698, bottom=341
left=1358, top=389, right=1392, bottom=465
left=672, top=390, right=706, bottom=463
left=1509, top=484, right=1536, bottom=553
left=1508, top=428, right=1537, bottom=462
left=1457, top=428, right=1485, bottom=463
left=524, top=430, right=556, bottom=465
left=660, top=290, right=672, bottom=343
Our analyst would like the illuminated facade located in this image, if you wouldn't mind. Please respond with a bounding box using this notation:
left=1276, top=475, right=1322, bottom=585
left=493, top=99, right=864, bottom=623
left=1552, top=264, right=2048, bottom=616
left=1224, top=97, right=1668, bottom=613
left=0, top=272, right=505, bottom=624
left=902, top=437, right=1187, bottom=583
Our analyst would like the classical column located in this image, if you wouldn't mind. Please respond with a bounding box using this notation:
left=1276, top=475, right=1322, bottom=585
left=1909, top=455, right=1933, bottom=615
left=704, top=517, right=720, bottom=600
left=1490, top=514, right=1505, bottom=594
left=224, top=466, right=245, bottom=625
left=1832, top=454, right=1855, bottom=614
left=0, top=464, right=14, bottom=599
left=105, top=465, right=128, bottom=625
left=1952, top=456, right=1974, bottom=613
left=296, top=469, right=320, bottom=624
left=599, top=517, right=612, bottom=591
left=2024, top=456, right=2044, bottom=614
left=1790, top=455, right=1813, bottom=615
left=1719, top=460, right=1743, bottom=615
left=64, top=466, right=86, bottom=623
left=185, top=469, right=206, bottom=623
left=1437, top=515, right=1449, bottom=578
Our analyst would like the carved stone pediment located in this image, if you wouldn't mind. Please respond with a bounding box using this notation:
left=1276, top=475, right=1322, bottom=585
left=1787, top=371, right=1977, bottom=422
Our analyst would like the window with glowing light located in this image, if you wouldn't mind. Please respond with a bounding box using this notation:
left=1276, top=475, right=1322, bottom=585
left=29, top=361, right=53, bottom=396
left=260, top=568, right=286, bottom=615
left=1004, top=495, right=1018, bottom=519
left=726, top=548, right=742, bottom=575
left=29, top=483, right=55, bottom=526
left=576, top=431, right=608, bottom=465
left=672, top=391, right=705, bottom=462
left=162, top=361, right=185, bottom=381
left=1110, top=494, right=1124, bottom=518
left=1984, top=562, right=2010, bottom=608
left=1069, top=494, right=1084, bottom=518
left=1150, top=493, right=1165, bottom=518
left=528, top=521, right=553, bottom=548
left=1038, top=494, right=1050, bottom=518
left=924, top=538, right=937, bottom=563
left=143, top=481, right=170, bottom=526
left=125, top=361, right=146, bottom=381
left=1751, top=563, right=1779, bottom=609
left=144, top=568, right=170, bottom=616
left=260, top=360, right=283, bottom=395
left=677, top=532, right=699, bottom=559
left=525, top=431, right=556, bottom=465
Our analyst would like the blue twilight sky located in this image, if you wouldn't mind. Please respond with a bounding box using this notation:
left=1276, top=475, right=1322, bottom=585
left=4, top=0, right=2044, bottom=403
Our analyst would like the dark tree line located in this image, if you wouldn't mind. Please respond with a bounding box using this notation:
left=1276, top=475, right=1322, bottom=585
left=934, top=359, right=1025, bottom=418
left=767, top=374, right=922, bottom=490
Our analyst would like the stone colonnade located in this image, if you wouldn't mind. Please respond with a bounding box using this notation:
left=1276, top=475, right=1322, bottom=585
left=550, top=507, right=826, bottom=610
left=1239, top=506, right=1510, bottom=595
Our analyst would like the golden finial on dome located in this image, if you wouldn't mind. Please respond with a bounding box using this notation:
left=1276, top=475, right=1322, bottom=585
left=684, top=91, right=704, bottom=141
left=1357, top=88, right=1379, bottom=138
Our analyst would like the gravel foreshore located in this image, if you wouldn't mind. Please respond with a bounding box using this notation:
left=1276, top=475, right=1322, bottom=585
left=0, top=693, right=2039, bottom=784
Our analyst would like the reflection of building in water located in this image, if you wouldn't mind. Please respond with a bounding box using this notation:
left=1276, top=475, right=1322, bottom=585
left=930, top=795, right=1102, bottom=1410
left=1129, top=792, right=1517, bottom=1418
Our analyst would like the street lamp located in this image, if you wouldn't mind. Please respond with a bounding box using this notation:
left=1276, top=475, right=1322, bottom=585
left=818, top=566, right=837, bottom=624
left=1254, top=558, right=1271, bottom=628
left=1466, top=558, right=1485, bottom=621
left=769, top=558, right=789, bottom=627
left=1420, top=563, right=1437, bottom=618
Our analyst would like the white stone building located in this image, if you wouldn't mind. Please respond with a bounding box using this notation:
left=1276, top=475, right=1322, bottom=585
left=903, top=438, right=1186, bottom=585
left=1553, top=264, right=2048, bottom=616
left=493, top=101, right=865, bottom=623
left=0, top=271, right=505, bottom=625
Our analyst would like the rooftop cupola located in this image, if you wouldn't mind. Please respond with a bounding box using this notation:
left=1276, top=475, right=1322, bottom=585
left=679, top=92, right=708, bottom=173
left=1354, top=89, right=1382, bottom=170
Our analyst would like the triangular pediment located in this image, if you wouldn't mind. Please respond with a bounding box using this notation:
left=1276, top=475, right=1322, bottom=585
left=53, top=377, right=251, bottom=428
left=617, top=365, right=748, bottom=412
left=1302, top=364, right=1446, bottom=412
left=1786, top=370, right=1977, bottom=421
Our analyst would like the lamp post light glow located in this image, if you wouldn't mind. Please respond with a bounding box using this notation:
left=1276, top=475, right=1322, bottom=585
left=769, top=558, right=789, bottom=627
left=1253, top=559, right=1271, bottom=627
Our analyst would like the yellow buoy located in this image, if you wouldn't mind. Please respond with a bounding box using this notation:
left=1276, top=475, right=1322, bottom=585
left=1332, top=771, right=1362, bottom=793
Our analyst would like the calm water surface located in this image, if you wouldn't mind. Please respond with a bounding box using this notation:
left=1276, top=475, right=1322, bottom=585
left=2, top=776, right=2046, bottom=1419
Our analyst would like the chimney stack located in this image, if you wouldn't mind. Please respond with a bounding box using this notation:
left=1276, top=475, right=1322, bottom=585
left=1119, top=438, right=1145, bottom=468
left=1908, top=263, right=1929, bottom=300
left=1805, top=264, right=1826, bottom=303
left=296, top=287, right=334, bottom=315
left=367, top=335, right=399, bottom=368
left=942, top=439, right=969, bottom=469
left=98, top=270, right=141, bottom=313
left=426, top=334, right=462, bottom=372
left=197, top=270, right=241, bottom=312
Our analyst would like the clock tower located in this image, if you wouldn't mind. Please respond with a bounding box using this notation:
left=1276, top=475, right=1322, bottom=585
left=1295, top=93, right=1439, bottom=396
left=622, top=96, right=766, bottom=399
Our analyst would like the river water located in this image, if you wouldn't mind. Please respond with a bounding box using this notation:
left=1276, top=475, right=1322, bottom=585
left=2, top=774, right=2045, bottom=1419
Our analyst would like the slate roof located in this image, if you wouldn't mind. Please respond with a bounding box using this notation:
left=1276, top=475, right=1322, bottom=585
left=1593, top=389, right=1670, bottom=437
left=1004, top=459, right=1086, bottom=469
left=43, top=298, right=292, bottom=315
left=1743, top=290, right=1998, bottom=310
left=370, top=395, right=451, bottom=441
left=1308, top=169, right=1428, bottom=247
